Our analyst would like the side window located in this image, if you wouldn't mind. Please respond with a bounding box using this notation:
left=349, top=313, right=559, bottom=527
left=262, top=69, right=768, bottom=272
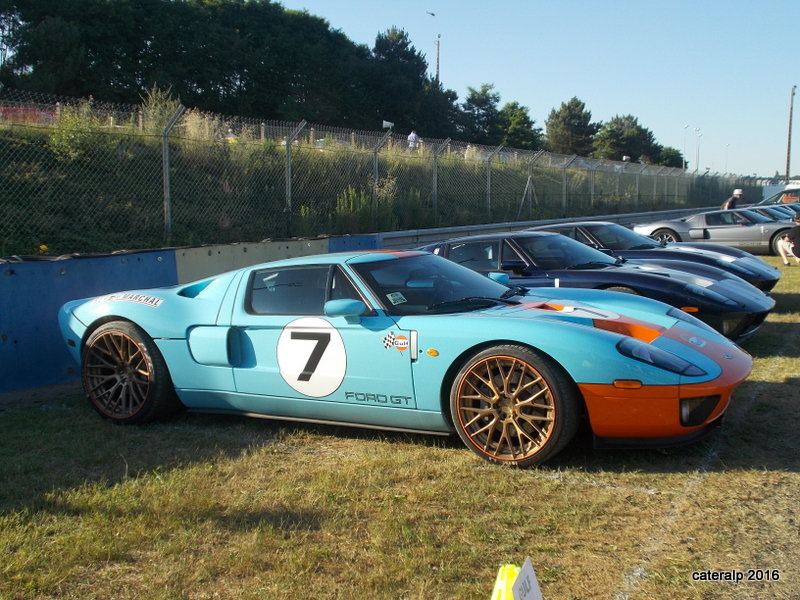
left=589, top=228, right=616, bottom=247
left=551, top=227, right=578, bottom=241
left=248, top=266, right=329, bottom=315
left=500, top=240, right=526, bottom=266
left=330, top=267, right=361, bottom=301
left=705, top=213, right=724, bottom=226
left=448, top=240, right=500, bottom=270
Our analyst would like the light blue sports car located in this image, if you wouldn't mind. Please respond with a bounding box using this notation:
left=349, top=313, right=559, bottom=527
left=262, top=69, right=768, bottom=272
left=59, top=251, right=752, bottom=466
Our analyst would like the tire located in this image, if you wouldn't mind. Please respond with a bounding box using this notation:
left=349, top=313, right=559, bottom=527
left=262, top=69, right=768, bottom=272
left=652, top=228, right=681, bottom=243
left=604, top=286, right=639, bottom=295
left=449, top=345, right=580, bottom=467
left=771, top=230, right=791, bottom=256
left=82, top=320, right=181, bottom=424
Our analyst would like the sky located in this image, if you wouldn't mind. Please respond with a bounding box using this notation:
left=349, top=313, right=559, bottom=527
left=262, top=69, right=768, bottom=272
left=277, top=0, right=800, bottom=179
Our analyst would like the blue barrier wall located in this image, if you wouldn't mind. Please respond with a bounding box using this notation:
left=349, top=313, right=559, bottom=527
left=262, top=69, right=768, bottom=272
left=1, top=235, right=384, bottom=394
left=1, top=251, right=178, bottom=393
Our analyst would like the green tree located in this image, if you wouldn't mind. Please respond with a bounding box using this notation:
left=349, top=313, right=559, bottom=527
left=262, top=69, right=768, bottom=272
left=458, top=83, right=501, bottom=145
left=592, top=114, right=661, bottom=163
left=657, top=146, right=684, bottom=168
left=367, top=27, right=430, bottom=131
left=545, top=97, right=598, bottom=156
left=497, top=101, right=543, bottom=150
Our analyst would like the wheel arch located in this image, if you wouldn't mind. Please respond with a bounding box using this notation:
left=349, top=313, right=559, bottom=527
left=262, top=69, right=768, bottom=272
left=438, top=339, right=586, bottom=428
left=78, top=315, right=139, bottom=357
left=770, top=228, right=792, bottom=256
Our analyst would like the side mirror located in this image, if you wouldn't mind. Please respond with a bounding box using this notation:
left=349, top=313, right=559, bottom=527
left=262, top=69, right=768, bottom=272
left=488, top=272, right=510, bottom=284
left=324, top=299, right=366, bottom=320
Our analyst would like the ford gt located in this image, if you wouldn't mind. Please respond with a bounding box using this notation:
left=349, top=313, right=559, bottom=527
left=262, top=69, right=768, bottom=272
left=59, top=251, right=752, bottom=466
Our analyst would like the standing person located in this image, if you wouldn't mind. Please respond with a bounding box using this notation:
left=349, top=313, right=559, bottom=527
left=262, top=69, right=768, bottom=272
left=407, top=129, right=420, bottom=151
left=778, top=214, right=800, bottom=266
left=721, top=188, right=743, bottom=209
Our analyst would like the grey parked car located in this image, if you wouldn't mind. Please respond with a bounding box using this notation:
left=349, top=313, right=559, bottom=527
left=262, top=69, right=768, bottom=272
left=633, top=209, right=793, bottom=255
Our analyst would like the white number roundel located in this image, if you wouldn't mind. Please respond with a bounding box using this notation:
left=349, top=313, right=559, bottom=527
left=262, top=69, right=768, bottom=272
left=277, top=318, right=346, bottom=397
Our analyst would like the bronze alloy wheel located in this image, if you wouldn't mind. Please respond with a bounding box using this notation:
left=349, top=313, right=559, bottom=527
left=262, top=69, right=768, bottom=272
left=450, top=345, right=579, bottom=466
left=82, top=321, right=179, bottom=423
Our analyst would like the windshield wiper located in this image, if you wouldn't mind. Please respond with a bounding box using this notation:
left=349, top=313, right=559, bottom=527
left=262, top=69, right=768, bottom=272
left=500, top=284, right=529, bottom=299
left=427, top=296, right=520, bottom=311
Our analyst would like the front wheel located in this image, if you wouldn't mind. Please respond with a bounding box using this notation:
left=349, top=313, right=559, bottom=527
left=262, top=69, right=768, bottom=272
left=450, top=345, right=580, bottom=467
left=652, top=228, right=681, bottom=243
left=82, top=320, right=181, bottom=423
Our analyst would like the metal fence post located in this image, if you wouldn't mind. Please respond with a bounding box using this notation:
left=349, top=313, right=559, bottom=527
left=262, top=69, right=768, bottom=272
left=372, top=129, right=392, bottom=228
left=161, top=104, right=186, bottom=244
left=562, top=156, right=577, bottom=216
left=433, top=138, right=451, bottom=222
left=284, top=120, right=307, bottom=235
left=486, top=145, right=503, bottom=216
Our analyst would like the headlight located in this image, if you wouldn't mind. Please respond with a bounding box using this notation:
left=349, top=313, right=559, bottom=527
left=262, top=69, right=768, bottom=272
left=685, top=283, right=737, bottom=306
left=617, top=338, right=706, bottom=376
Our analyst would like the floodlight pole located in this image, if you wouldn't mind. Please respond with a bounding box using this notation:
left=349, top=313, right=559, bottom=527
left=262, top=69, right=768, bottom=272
left=787, top=85, right=796, bottom=182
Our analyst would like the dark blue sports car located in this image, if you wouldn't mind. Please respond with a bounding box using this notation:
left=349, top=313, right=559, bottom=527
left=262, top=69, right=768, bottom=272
left=419, top=231, right=775, bottom=344
left=526, top=221, right=781, bottom=292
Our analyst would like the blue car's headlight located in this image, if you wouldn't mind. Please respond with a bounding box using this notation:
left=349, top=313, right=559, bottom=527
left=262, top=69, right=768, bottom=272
left=684, top=283, right=737, bottom=306
left=617, top=337, right=706, bottom=376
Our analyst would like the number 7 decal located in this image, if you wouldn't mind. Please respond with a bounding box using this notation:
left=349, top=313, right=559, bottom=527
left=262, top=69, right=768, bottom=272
left=291, top=331, right=331, bottom=381
left=277, top=318, right=347, bottom=397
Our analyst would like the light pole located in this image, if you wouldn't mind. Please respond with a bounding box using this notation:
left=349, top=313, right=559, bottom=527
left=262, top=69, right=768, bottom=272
left=725, top=143, right=730, bottom=173
left=694, top=128, right=701, bottom=174
left=683, top=124, right=689, bottom=170
left=787, top=85, right=796, bottom=182
left=427, top=12, right=440, bottom=83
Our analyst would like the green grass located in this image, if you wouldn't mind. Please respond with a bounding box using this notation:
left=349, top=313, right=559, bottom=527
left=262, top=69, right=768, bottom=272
left=2, top=257, right=799, bottom=599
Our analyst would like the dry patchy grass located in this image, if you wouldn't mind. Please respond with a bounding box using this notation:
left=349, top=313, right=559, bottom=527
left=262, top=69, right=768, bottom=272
left=1, top=257, right=799, bottom=599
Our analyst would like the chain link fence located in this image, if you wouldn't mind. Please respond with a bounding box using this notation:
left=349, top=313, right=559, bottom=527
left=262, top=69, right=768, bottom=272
left=0, top=88, right=756, bottom=257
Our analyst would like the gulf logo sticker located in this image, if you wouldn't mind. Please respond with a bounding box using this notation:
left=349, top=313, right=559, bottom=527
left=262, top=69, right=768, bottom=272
left=382, top=332, right=409, bottom=351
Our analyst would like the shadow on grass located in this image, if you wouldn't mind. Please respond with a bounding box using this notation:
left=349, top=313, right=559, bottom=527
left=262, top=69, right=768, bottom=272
left=741, top=320, right=800, bottom=358
left=2, top=368, right=798, bottom=515
left=764, top=291, right=800, bottom=315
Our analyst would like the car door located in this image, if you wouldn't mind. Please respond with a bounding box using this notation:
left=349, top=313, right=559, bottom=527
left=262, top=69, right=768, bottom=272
left=701, top=211, right=761, bottom=251
left=229, top=264, right=417, bottom=418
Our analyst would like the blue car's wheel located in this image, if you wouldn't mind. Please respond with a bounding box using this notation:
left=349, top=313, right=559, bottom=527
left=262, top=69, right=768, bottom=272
left=450, top=345, right=579, bottom=466
left=82, top=321, right=180, bottom=424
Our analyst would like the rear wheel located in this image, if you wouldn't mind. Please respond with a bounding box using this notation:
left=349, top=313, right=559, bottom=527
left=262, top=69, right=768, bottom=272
left=652, top=228, right=680, bottom=243
left=771, top=230, right=791, bottom=256
left=450, top=345, right=579, bottom=467
left=82, top=320, right=181, bottom=423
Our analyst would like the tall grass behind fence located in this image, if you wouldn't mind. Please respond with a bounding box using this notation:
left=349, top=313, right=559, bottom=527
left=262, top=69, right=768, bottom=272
left=0, top=88, right=753, bottom=256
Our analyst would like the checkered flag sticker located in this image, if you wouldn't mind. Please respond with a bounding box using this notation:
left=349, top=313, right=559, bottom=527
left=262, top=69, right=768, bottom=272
left=382, top=332, right=396, bottom=348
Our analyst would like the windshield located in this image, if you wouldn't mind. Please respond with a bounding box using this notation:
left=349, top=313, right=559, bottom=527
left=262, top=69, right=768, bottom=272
left=588, top=223, right=660, bottom=250
left=738, top=210, right=773, bottom=224
left=514, top=234, right=617, bottom=270
left=349, top=253, right=514, bottom=315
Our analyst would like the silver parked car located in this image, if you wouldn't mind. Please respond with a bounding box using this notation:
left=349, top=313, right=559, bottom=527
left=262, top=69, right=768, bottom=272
left=633, top=209, right=793, bottom=255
